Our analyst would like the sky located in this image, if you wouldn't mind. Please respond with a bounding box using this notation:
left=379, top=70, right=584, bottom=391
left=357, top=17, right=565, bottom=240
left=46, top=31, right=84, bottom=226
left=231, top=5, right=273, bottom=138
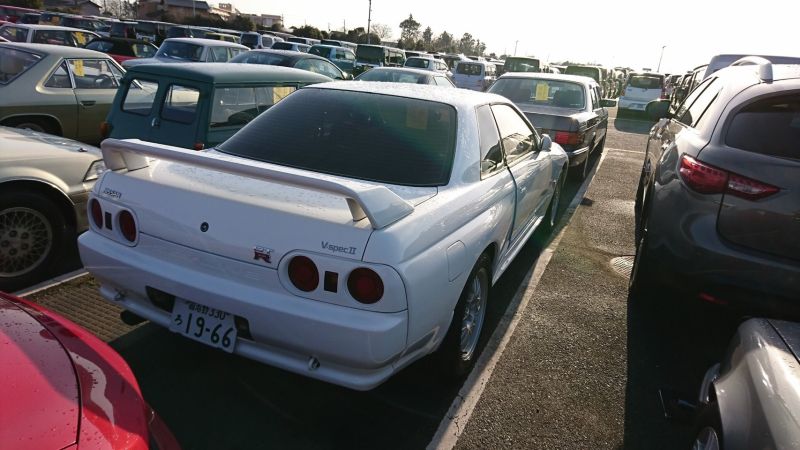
left=231, top=0, right=799, bottom=74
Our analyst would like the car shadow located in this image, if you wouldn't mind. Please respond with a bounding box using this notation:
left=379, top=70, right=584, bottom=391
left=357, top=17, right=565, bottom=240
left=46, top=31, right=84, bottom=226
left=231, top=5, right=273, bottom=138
left=623, top=288, right=742, bottom=449
left=613, top=115, right=654, bottom=135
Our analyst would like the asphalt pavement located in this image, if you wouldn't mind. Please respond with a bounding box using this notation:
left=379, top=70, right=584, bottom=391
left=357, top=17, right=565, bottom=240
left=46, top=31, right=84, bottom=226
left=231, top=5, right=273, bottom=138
left=15, top=109, right=745, bottom=449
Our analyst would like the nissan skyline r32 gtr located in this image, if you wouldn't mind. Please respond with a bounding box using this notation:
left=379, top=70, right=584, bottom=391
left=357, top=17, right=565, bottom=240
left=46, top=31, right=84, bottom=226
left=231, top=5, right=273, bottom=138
left=78, top=82, right=568, bottom=390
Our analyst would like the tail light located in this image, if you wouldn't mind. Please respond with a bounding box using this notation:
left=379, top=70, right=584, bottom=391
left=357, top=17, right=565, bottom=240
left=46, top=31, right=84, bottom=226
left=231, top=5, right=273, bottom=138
left=100, top=121, right=112, bottom=139
left=347, top=268, right=384, bottom=304
left=679, top=154, right=779, bottom=200
left=193, top=142, right=205, bottom=151
left=288, top=256, right=319, bottom=292
left=554, top=131, right=584, bottom=146
left=89, top=199, right=103, bottom=228
left=118, top=210, right=137, bottom=242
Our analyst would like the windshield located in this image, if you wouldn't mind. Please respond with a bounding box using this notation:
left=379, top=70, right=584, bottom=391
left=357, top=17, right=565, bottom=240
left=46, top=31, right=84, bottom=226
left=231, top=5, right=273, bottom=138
left=218, top=88, right=456, bottom=186
left=504, top=58, right=540, bottom=73
left=489, top=78, right=586, bottom=108
left=405, top=58, right=431, bottom=69
left=0, top=47, right=41, bottom=84
left=157, top=41, right=203, bottom=61
left=230, top=51, right=290, bottom=66
left=355, top=69, right=428, bottom=84
left=356, top=45, right=384, bottom=64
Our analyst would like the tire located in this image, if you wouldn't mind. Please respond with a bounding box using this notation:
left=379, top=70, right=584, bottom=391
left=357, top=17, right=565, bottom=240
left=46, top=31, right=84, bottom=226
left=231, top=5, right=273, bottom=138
left=5, top=117, right=58, bottom=135
left=596, top=136, right=606, bottom=154
left=544, top=167, right=567, bottom=232
left=572, top=144, right=592, bottom=181
left=437, top=253, right=491, bottom=378
left=628, top=208, right=654, bottom=298
left=692, top=402, right=723, bottom=450
left=0, top=192, right=71, bottom=291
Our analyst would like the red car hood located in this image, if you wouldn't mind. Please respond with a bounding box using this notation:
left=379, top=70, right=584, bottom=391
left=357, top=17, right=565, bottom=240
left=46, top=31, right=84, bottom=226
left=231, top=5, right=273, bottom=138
left=0, top=296, right=80, bottom=449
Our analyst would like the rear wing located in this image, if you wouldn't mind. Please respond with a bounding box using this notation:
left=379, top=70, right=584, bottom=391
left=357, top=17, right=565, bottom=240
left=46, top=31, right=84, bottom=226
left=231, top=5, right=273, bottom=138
left=100, top=139, right=414, bottom=229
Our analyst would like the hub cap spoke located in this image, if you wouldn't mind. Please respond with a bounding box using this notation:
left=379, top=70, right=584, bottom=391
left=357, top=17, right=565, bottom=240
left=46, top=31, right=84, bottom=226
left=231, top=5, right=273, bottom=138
left=459, top=269, right=488, bottom=361
left=0, top=207, right=53, bottom=278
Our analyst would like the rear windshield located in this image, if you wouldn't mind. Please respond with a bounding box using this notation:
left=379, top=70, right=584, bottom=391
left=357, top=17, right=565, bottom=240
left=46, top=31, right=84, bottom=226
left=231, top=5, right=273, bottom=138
left=241, top=33, right=258, bottom=45
left=271, top=41, right=296, bottom=50
left=230, top=51, right=289, bottom=66
left=218, top=88, right=457, bottom=186
left=356, top=45, right=384, bottom=64
left=504, top=58, right=540, bottom=73
left=356, top=69, right=427, bottom=84
left=156, top=41, right=203, bottom=61
left=627, top=75, right=663, bottom=89
left=456, top=63, right=483, bottom=76
left=489, top=78, right=585, bottom=109
left=0, top=47, right=41, bottom=84
left=726, top=95, right=800, bottom=160
left=405, top=58, right=431, bottom=69
left=565, top=66, right=600, bottom=80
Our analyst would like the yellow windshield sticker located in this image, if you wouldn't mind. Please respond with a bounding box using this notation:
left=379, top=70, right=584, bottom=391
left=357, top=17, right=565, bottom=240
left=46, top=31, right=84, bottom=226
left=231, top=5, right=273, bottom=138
left=535, top=83, right=549, bottom=101
left=407, top=105, right=428, bottom=130
left=74, top=32, right=87, bottom=45
left=73, top=60, right=85, bottom=77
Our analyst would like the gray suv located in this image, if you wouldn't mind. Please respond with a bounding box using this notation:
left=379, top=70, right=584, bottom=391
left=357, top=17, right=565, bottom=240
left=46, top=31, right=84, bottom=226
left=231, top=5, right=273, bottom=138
left=631, top=58, right=800, bottom=314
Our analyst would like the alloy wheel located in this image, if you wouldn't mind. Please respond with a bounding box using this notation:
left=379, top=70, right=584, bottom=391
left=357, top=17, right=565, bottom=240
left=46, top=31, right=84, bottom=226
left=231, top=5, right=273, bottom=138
left=0, top=207, right=53, bottom=278
left=460, top=267, right=489, bottom=361
left=692, top=427, right=720, bottom=450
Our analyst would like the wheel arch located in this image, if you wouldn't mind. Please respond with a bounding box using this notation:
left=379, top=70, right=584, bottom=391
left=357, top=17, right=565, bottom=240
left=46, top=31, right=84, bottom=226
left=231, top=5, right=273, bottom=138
left=0, top=114, right=64, bottom=136
left=0, top=179, right=77, bottom=229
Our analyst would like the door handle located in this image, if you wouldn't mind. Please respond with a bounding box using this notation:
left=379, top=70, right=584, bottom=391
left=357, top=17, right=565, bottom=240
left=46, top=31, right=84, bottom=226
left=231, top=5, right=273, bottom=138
left=80, top=100, right=96, bottom=107
left=151, top=117, right=160, bottom=128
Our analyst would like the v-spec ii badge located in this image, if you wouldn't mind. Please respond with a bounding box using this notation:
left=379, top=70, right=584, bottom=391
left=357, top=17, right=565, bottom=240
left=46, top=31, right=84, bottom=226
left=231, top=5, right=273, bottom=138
left=253, top=246, right=273, bottom=264
left=102, top=188, right=122, bottom=199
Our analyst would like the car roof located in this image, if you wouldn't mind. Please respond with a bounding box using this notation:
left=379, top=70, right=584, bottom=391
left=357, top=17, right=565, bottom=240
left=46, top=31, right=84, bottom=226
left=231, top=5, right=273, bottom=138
left=310, top=81, right=508, bottom=109
left=1, top=23, right=89, bottom=33
left=497, top=72, right=596, bottom=85
left=0, top=42, right=108, bottom=58
left=310, top=44, right=349, bottom=51
left=126, top=62, right=331, bottom=84
left=163, top=37, right=247, bottom=48
left=365, top=67, right=438, bottom=77
left=713, top=63, right=800, bottom=83
left=244, top=49, right=323, bottom=60
left=456, top=60, right=493, bottom=67
left=88, top=36, right=154, bottom=45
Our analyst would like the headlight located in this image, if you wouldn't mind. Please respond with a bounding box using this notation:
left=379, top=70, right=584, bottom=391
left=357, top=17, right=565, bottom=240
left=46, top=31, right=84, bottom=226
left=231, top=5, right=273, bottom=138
left=84, top=159, right=107, bottom=182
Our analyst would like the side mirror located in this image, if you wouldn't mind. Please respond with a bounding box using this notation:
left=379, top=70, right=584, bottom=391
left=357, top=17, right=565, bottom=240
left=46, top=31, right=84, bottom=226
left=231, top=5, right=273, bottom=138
left=646, top=99, right=671, bottom=121
left=541, top=134, right=552, bottom=152
left=601, top=99, right=617, bottom=108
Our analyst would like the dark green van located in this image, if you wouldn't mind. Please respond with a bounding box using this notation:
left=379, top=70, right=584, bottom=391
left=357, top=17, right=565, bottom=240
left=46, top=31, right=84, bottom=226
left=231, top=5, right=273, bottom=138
left=105, top=63, right=331, bottom=149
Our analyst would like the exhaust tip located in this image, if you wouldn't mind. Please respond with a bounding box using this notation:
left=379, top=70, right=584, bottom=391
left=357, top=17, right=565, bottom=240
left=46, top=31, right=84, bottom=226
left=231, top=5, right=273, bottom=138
left=120, top=310, right=147, bottom=326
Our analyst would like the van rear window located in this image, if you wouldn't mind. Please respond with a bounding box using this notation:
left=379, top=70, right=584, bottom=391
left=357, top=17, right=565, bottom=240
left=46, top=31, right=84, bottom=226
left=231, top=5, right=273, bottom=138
left=218, top=88, right=457, bottom=186
left=627, top=75, right=663, bottom=89
left=457, top=63, right=483, bottom=75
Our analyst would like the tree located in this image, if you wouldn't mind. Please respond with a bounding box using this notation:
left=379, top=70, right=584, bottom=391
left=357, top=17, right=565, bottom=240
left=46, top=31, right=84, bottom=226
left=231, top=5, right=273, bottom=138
left=458, top=33, right=475, bottom=54
left=5, top=0, right=42, bottom=8
left=434, top=31, right=454, bottom=53
left=270, top=23, right=284, bottom=32
left=475, top=39, right=486, bottom=56
left=421, top=26, right=433, bottom=50
left=291, top=25, right=323, bottom=39
left=370, top=23, right=392, bottom=40
left=228, top=15, right=254, bottom=32
left=398, top=14, right=420, bottom=48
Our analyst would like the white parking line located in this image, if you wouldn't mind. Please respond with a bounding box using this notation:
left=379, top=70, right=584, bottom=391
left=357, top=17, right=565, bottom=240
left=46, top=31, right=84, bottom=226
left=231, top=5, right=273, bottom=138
left=13, top=269, right=88, bottom=297
left=427, top=151, right=609, bottom=450
left=607, top=147, right=645, bottom=154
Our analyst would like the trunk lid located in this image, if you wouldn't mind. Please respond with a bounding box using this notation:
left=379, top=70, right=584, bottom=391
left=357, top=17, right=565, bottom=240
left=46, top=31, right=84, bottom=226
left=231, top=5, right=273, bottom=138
left=98, top=157, right=436, bottom=267
left=520, top=107, right=581, bottom=133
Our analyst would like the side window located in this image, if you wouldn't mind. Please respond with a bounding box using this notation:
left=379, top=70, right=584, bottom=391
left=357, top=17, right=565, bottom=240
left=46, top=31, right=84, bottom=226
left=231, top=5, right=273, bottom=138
left=477, top=105, right=504, bottom=177
left=44, top=61, right=72, bottom=88
left=162, top=85, right=200, bottom=124
left=334, top=50, right=346, bottom=60
left=590, top=88, right=599, bottom=109
left=492, top=104, right=536, bottom=164
left=678, top=78, right=722, bottom=127
left=296, top=59, right=340, bottom=79
left=725, top=95, right=800, bottom=160
left=206, top=46, right=228, bottom=62
left=344, top=51, right=355, bottom=61
left=0, top=26, right=25, bottom=42
left=70, top=31, right=91, bottom=47
left=67, top=59, right=119, bottom=89
left=434, top=76, right=453, bottom=87
left=675, top=77, right=713, bottom=120
left=33, top=30, right=68, bottom=46
left=228, top=47, right=244, bottom=59
left=122, top=78, right=159, bottom=115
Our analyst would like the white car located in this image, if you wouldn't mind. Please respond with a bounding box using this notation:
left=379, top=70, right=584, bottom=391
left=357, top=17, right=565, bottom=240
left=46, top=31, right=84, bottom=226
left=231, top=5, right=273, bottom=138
left=618, top=72, right=665, bottom=113
left=122, top=38, right=248, bottom=68
left=404, top=56, right=452, bottom=78
left=78, top=82, right=568, bottom=390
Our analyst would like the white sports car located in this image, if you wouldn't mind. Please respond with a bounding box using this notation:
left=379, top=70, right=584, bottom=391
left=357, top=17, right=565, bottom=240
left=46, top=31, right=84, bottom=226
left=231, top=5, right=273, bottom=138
left=78, top=82, right=568, bottom=390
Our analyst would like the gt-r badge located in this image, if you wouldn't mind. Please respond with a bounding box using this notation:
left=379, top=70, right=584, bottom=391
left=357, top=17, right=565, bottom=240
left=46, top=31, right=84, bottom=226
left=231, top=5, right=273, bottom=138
left=253, top=246, right=273, bottom=264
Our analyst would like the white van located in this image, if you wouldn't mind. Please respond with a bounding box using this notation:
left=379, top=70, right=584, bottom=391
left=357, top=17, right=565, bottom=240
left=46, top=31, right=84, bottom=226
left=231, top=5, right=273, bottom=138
left=453, top=61, right=496, bottom=91
left=618, top=73, right=665, bottom=113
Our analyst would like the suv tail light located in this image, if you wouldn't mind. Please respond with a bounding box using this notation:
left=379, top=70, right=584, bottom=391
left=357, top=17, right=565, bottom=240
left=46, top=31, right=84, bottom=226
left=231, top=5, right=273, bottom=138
left=118, top=210, right=137, bottom=242
left=90, top=199, right=103, bottom=228
left=554, top=131, right=584, bottom=146
left=679, top=154, right=779, bottom=200
left=288, top=256, right=319, bottom=292
left=347, top=268, right=384, bottom=304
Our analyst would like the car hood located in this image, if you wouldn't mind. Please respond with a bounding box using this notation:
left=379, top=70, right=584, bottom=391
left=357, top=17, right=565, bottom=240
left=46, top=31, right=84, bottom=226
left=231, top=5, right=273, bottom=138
left=0, top=296, right=80, bottom=449
left=0, top=126, right=101, bottom=162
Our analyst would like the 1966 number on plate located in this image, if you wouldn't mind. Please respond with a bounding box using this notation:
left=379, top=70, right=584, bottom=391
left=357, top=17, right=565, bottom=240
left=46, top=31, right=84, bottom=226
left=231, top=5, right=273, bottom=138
left=169, top=299, right=237, bottom=352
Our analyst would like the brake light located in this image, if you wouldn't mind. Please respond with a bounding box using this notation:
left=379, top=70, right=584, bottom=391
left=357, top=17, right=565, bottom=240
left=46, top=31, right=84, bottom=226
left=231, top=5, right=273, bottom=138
left=118, top=210, right=137, bottom=242
left=347, top=268, right=384, bottom=304
left=193, top=142, right=205, bottom=151
left=554, top=131, right=584, bottom=146
left=89, top=199, right=103, bottom=228
left=288, top=256, right=319, bottom=292
left=679, top=155, right=779, bottom=200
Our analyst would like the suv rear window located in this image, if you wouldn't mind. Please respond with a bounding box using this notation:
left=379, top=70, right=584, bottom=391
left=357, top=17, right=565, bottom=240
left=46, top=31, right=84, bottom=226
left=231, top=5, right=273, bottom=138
left=726, top=95, right=800, bottom=160
left=218, top=88, right=457, bottom=186
left=456, top=63, right=483, bottom=76
left=0, top=47, right=41, bottom=84
left=627, top=75, right=663, bottom=89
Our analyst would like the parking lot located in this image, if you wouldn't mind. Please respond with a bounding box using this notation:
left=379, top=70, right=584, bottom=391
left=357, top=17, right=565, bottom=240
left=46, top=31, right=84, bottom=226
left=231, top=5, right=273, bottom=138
left=14, top=108, right=745, bottom=449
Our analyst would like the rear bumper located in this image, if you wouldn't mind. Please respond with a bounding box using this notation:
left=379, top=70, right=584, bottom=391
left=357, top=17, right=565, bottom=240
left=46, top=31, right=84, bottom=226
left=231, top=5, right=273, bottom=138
left=618, top=97, right=655, bottom=111
left=78, top=231, right=410, bottom=391
left=566, top=145, right=591, bottom=166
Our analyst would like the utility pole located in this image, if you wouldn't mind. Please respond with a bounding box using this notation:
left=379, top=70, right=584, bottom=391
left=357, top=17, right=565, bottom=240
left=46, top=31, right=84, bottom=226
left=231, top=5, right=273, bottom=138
left=366, top=0, right=372, bottom=44
left=514, top=40, right=518, bottom=56
left=656, top=45, right=666, bottom=72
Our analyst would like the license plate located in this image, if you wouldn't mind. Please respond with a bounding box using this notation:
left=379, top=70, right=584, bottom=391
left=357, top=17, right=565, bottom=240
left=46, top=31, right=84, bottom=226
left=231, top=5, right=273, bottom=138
left=169, top=299, right=237, bottom=352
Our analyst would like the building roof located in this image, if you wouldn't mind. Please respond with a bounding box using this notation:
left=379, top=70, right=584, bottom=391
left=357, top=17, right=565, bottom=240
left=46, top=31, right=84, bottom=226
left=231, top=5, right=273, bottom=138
left=126, top=62, right=332, bottom=84
left=163, top=0, right=209, bottom=10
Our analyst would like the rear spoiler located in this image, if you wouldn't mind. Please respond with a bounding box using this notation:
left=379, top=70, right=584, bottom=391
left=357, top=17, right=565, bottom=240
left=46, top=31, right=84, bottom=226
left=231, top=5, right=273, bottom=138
left=100, top=139, right=414, bottom=229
